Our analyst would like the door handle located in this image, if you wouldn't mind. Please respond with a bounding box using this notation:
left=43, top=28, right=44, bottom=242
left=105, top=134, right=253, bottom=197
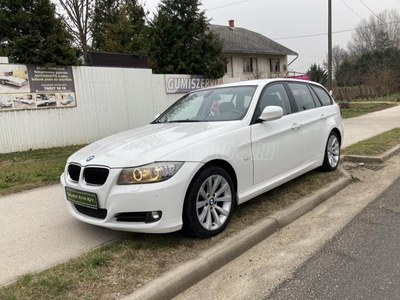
left=291, top=123, right=302, bottom=130
left=320, top=114, right=327, bottom=120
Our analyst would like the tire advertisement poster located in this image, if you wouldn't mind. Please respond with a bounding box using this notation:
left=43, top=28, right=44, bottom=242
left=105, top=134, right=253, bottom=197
left=0, top=64, right=76, bottom=111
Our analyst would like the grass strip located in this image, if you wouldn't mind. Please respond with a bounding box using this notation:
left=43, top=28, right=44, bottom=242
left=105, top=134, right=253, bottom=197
left=342, top=128, right=400, bottom=156
left=340, top=102, right=396, bottom=119
left=346, top=93, right=400, bottom=103
left=0, top=145, right=85, bottom=196
left=0, top=169, right=342, bottom=300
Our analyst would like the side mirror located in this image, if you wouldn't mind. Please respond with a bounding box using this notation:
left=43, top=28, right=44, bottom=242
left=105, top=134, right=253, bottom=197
left=259, top=106, right=283, bottom=122
left=154, top=113, right=161, bottom=120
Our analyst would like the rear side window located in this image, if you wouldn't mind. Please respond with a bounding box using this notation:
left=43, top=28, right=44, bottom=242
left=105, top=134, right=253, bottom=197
left=308, top=86, right=322, bottom=107
left=288, top=83, right=316, bottom=111
left=311, top=85, right=333, bottom=106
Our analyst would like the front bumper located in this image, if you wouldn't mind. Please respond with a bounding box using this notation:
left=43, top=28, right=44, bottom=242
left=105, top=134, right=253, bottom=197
left=60, top=162, right=203, bottom=233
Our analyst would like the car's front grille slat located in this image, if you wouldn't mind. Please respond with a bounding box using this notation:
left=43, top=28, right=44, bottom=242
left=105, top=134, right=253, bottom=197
left=68, top=164, right=81, bottom=182
left=67, top=164, right=109, bottom=186
left=84, top=167, right=110, bottom=185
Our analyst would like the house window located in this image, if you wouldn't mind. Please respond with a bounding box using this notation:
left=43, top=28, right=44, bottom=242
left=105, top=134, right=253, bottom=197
left=270, top=58, right=280, bottom=72
left=243, top=58, right=257, bottom=73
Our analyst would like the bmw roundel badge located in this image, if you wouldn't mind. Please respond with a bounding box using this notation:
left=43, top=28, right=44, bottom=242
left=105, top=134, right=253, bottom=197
left=86, top=155, right=95, bottom=162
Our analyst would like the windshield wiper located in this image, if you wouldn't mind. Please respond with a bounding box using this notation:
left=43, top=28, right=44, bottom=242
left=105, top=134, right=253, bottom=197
left=167, top=119, right=201, bottom=123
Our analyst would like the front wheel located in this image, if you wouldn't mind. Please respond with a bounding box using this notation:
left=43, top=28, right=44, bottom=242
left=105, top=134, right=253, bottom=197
left=321, top=131, right=340, bottom=171
left=183, top=166, right=236, bottom=238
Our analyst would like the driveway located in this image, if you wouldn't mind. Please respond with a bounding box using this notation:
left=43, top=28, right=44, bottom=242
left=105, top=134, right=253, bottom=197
left=1, top=104, right=399, bottom=286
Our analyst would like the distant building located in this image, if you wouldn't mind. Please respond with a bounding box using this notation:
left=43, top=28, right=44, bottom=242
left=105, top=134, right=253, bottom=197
left=210, top=20, right=297, bottom=80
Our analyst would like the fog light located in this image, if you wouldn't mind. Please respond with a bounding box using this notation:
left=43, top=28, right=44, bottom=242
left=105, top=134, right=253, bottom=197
left=151, top=211, right=160, bottom=220
left=145, top=211, right=162, bottom=223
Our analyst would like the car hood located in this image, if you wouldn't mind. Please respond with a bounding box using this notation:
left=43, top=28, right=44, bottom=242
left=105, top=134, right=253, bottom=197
left=68, top=122, right=242, bottom=168
left=8, top=76, right=26, bottom=84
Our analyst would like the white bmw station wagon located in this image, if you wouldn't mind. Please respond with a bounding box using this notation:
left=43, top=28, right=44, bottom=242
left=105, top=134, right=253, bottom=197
left=61, top=79, right=343, bottom=237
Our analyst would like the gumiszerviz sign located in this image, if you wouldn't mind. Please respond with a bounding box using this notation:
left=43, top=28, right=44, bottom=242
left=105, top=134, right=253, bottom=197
left=165, top=75, right=223, bottom=94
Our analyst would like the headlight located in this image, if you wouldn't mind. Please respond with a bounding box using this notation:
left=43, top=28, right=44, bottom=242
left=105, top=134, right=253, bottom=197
left=117, top=162, right=183, bottom=184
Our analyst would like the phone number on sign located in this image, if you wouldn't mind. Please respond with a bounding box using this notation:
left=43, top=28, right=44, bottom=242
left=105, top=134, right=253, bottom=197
left=43, top=87, right=67, bottom=91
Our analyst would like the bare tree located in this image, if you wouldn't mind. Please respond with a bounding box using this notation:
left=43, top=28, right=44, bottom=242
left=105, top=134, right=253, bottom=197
left=245, top=68, right=269, bottom=80
left=244, top=68, right=286, bottom=80
left=348, top=9, right=400, bottom=57
left=56, top=0, right=94, bottom=62
left=363, top=65, right=398, bottom=96
left=323, top=45, right=348, bottom=75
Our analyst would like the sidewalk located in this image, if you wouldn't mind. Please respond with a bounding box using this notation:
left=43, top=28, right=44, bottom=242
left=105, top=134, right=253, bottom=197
left=1, top=105, right=399, bottom=286
left=342, top=104, right=400, bottom=148
left=0, top=186, right=124, bottom=285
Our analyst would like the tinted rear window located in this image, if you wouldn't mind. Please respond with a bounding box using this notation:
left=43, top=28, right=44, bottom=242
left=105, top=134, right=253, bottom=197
left=311, top=85, right=333, bottom=106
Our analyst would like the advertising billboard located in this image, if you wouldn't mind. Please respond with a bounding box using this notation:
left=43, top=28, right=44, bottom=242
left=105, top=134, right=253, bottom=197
left=0, top=64, right=76, bottom=111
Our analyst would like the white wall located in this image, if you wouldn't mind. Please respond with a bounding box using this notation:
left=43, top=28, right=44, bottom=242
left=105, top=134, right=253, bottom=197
left=0, top=67, right=181, bottom=153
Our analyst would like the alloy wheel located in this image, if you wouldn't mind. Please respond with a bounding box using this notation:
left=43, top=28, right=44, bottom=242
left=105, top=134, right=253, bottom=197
left=196, top=175, right=232, bottom=231
left=328, top=134, right=340, bottom=168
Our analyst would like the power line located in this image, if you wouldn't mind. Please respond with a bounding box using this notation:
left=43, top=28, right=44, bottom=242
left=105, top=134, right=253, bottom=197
left=357, top=0, right=383, bottom=21
left=271, top=28, right=354, bottom=40
left=340, top=0, right=364, bottom=21
left=300, top=55, right=326, bottom=58
left=271, top=20, right=400, bottom=40
left=206, top=0, right=252, bottom=11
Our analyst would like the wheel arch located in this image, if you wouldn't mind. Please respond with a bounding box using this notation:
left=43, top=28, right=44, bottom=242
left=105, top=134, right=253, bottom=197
left=330, top=127, right=342, bottom=146
left=189, top=159, right=238, bottom=204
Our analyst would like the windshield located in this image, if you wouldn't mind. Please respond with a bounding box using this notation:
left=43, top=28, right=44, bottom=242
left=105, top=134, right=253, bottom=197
left=154, top=86, right=257, bottom=123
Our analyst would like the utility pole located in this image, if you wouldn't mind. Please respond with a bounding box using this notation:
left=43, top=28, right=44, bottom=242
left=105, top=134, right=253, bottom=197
left=328, top=0, right=332, bottom=90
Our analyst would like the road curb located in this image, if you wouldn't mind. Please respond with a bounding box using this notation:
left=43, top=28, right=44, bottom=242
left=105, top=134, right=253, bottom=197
left=343, top=144, right=400, bottom=164
left=127, top=218, right=277, bottom=300
left=124, top=168, right=351, bottom=300
left=269, top=172, right=351, bottom=229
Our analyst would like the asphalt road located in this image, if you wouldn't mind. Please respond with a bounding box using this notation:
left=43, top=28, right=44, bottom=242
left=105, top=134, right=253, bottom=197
left=267, top=176, right=400, bottom=300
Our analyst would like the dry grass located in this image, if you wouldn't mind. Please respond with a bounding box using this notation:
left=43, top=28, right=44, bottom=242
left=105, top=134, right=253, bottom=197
left=0, top=169, right=342, bottom=300
left=347, top=93, right=400, bottom=103
left=340, top=102, right=397, bottom=119
left=0, top=145, right=85, bottom=196
left=343, top=128, right=400, bottom=156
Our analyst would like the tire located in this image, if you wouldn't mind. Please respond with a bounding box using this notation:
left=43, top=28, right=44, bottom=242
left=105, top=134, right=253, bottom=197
left=321, top=131, right=340, bottom=172
left=183, top=166, right=236, bottom=238
left=0, top=80, right=5, bottom=85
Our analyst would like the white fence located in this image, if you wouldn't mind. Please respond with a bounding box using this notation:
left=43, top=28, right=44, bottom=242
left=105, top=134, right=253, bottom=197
left=0, top=67, right=182, bottom=153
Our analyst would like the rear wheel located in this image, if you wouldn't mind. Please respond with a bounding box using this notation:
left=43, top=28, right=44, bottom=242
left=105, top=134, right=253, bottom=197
left=322, top=131, right=340, bottom=171
left=183, top=166, right=236, bottom=238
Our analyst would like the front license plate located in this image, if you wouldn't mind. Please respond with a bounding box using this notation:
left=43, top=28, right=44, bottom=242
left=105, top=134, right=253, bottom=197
left=65, top=187, right=98, bottom=209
